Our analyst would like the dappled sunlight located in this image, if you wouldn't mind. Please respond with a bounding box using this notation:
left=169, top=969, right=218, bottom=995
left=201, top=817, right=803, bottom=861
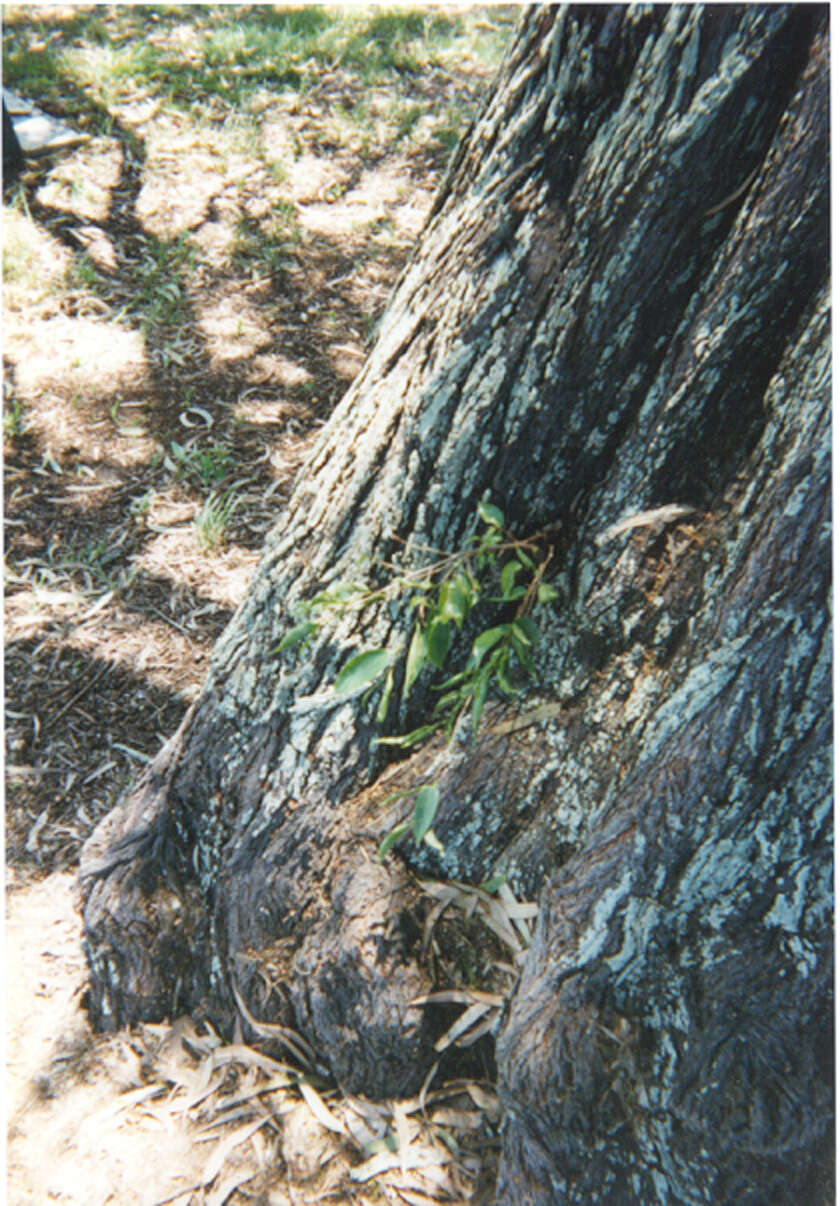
left=134, top=528, right=259, bottom=611
left=258, top=109, right=299, bottom=171
left=190, top=215, right=238, bottom=267
left=233, top=392, right=302, bottom=428
left=298, top=195, right=389, bottom=240
left=62, top=608, right=208, bottom=700
left=5, top=579, right=93, bottom=639
left=344, top=255, right=404, bottom=312
left=288, top=151, right=350, bottom=203
left=245, top=352, right=312, bottom=388
left=5, top=588, right=205, bottom=699
left=135, top=112, right=279, bottom=240
left=148, top=17, right=205, bottom=57
left=71, top=221, right=119, bottom=271
left=392, top=196, right=433, bottom=240
left=135, top=116, right=230, bottom=239
left=292, top=150, right=435, bottom=242
left=3, top=0, right=512, bottom=872
left=135, top=172, right=222, bottom=240
left=194, top=289, right=274, bottom=366
left=7, top=870, right=212, bottom=1206
left=328, top=340, right=367, bottom=381
left=2, top=207, right=70, bottom=298
left=8, top=314, right=148, bottom=407
left=35, top=136, right=122, bottom=223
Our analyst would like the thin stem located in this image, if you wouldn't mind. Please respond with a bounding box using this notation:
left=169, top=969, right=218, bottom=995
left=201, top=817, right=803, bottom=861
left=516, top=545, right=553, bottom=618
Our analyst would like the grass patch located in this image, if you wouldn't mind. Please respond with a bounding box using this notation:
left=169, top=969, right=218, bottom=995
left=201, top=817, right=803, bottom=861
left=231, top=207, right=299, bottom=277
left=124, top=232, right=197, bottom=330
left=194, top=488, right=239, bottom=550
left=28, top=528, right=133, bottom=595
left=64, top=41, right=168, bottom=108
left=169, top=439, right=233, bottom=487
left=67, top=251, right=100, bottom=290
left=4, top=396, right=27, bottom=441
left=4, top=6, right=516, bottom=117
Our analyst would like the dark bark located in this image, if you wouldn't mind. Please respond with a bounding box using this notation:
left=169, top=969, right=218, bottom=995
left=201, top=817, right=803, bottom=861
left=80, top=6, right=831, bottom=1199
left=3, top=101, right=25, bottom=189
left=495, top=280, right=832, bottom=1204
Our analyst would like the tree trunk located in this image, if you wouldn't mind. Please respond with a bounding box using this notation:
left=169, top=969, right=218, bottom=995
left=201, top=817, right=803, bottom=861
left=80, top=5, right=832, bottom=1199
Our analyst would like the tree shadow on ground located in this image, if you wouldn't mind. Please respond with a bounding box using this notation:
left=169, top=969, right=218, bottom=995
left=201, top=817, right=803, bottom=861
left=3, top=4, right=505, bottom=885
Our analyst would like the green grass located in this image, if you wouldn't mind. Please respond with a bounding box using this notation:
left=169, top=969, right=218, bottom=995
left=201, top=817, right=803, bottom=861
left=67, top=252, right=100, bottom=290
left=169, top=440, right=233, bottom=487
left=231, top=207, right=298, bottom=278
left=61, top=229, right=199, bottom=348
left=3, top=4, right=517, bottom=362
left=3, top=396, right=27, bottom=441
left=3, top=6, right=516, bottom=116
left=38, top=529, right=129, bottom=588
left=131, top=233, right=197, bottom=329
left=194, top=488, right=239, bottom=550
left=432, top=109, right=464, bottom=155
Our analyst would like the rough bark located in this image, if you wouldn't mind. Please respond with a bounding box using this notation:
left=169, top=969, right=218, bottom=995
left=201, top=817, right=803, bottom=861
left=80, top=5, right=831, bottom=1199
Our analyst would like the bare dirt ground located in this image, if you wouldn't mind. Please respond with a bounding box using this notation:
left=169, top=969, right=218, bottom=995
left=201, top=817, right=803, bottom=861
left=4, top=7, right=520, bottom=1203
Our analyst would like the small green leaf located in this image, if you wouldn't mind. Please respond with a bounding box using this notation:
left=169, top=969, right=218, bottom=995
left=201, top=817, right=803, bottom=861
left=376, top=665, right=395, bottom=723
left=515, top=547, right=537, bottom=570
left=537, top=583, right=560, bottom=604
left=480, top=872, right=507, bottom=893
left=470, top=625, right=508, bottom=666
left=439, top=578, right=471, bottom=627
left=273, top=620, right=317, bottom=653
left=378, top=821, right=412, bottom=860
left=375, top=722, right=440, bottom=748
left=434, top=668, right=470, bottom=691
left=363, top=1132, right=399, bottom=1156
left=335, top=648, right=391, bottom=694
left=472, top=666, right=492, bottom=732
left=425, top=618, right=452, bottom=669
left=412, top=784, right=440, bottom=842
left=478, top=501, right=504, bottom=528
left=515, top=616, right=540, bottom=645
left=490, top=585, right=526, bottom=603
left=495, top=652, right=518, bottom=696
left=402, top=624, right=427, bottom=700
left=511, top=639, right=536, bottom=676
left=500, top=560, right=521, bottom=598
left=434, top=690, right=458, bottom=712
left=444, top=710, right=460, bottom=742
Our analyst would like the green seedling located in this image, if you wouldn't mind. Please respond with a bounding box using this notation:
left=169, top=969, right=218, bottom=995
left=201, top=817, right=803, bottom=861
left=274, top=502, right=560, bottom=857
